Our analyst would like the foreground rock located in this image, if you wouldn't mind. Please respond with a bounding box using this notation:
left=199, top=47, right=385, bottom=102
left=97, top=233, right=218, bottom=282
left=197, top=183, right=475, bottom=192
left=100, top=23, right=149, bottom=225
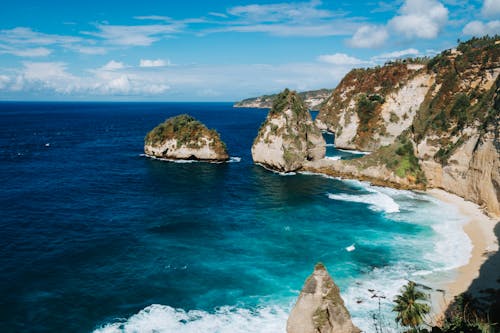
left=144, top=114, right=229, bottom=161
left=251, top=89, right=326, bottom=172
left=287, top=263, right=361, bottom=333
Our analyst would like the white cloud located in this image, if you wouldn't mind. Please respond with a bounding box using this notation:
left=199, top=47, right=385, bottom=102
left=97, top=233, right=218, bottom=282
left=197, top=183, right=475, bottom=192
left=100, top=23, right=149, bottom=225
left=73, top=46, right=108, bottom=55
left=228, top=0, right=332, bottom=22
left=139, top=59, right=168, bottom=67
left=0, top=44, right=51, bottom=57
left=134, top=15, right=172, bottom=22
left=209, top=12, right=228, bottom=18
left=0, top=27, right=81, bottom=46
left=0, top=59, right=354, bottom=100
left=462, top=20, right=500, bottom=35
left=203, top=0, right=359, bottom=37
left=389, top=0, right=449, bottom=39
left=349, top=25, right=389, bottom=48
left=0, top=27, right=113, bottom=56
left=482, top=0, right=500, bottom=18
left=0, top=74, right=10, bottom=89
left=317, top=53, right=367, bottom=65
left=83, top=23, right=182, bottom=46
left=100, top=60, right=125, bottom=71
left=372, top=48, right=420, bottom=61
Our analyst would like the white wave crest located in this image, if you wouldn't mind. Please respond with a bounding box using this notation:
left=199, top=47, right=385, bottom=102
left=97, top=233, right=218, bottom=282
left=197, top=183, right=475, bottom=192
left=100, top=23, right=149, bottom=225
left=93, top=304, right=288, bottom=333
left=327, top=189, right=400, bottom=213
left=325, top=156, right=341, bottom=161
left=256, top=163, right=296, bottom=176
left=336, top=149, right=371, bottom=155
left=141, top=154, right=241, bottom=164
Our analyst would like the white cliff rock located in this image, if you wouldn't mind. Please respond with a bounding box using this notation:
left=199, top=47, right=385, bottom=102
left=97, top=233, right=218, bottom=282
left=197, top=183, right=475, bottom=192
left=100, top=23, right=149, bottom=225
left=144, top=114, right=229, bottom=161
left=252, top=89, right=326, bottom=172
left=287, top=263, right=361, bottom=333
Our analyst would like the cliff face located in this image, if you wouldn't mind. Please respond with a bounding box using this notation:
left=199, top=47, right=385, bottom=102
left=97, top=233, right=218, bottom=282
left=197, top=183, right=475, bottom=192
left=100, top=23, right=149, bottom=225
left=235, top=88, right=332, bottom=110
left=416, top=75, right=500, bottom=217
left=316, top=63, right=432, bottom=151
left=287, top=263, right=361, bottom=333
left=251, top=89, right=325, bottom=172
left=144, top=114, right=229, bottom=161
left=311, top=36, right=500, bottom=217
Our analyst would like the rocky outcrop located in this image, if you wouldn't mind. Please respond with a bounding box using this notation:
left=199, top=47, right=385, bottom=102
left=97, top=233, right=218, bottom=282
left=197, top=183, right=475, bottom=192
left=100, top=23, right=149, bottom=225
left=144, top=114, right=229, bottom=161
left=251, top=89, right=326, bottom=172
left=316, top=62, right=431, bottom=151
left=235, top=89, right=332, bottom=110
left=310, top=36, right=500, bottom=217
left=287, top=263, right=361, bottom=333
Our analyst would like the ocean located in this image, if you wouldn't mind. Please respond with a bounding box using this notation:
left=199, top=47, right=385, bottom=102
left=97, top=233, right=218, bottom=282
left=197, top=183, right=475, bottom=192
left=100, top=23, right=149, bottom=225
left=0, top=102, right=471, bottom=332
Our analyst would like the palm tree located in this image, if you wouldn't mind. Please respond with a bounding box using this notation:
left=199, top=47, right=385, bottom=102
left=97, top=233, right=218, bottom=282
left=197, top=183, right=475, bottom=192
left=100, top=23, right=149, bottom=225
left=393, top=281, right=430, bottom=332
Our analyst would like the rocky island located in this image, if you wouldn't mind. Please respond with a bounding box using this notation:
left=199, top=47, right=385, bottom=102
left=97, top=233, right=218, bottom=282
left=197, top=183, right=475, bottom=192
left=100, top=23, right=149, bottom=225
left=144, top=114, right=229, bottom=162
left=251, top=88, right=326, bottom=172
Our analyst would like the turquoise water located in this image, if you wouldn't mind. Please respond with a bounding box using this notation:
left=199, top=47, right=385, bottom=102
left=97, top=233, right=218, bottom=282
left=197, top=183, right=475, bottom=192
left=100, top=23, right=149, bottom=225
left=0, top=102, right=470, bottom=332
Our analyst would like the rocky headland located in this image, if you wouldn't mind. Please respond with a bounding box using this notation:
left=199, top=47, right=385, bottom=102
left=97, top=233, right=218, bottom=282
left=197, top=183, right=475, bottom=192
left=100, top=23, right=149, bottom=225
left=235, top=88, right=332, bottom=110
left=144, top=114, right=229, bottom=162
left=251, top=88, right=326, bottom=172
left=307, top=36, right=499, bottom=218
left=287, top=263, right=360, bottom=333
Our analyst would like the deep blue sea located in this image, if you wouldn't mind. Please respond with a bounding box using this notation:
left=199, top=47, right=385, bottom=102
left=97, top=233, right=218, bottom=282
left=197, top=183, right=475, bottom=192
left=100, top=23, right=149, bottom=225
left=0, top=102, right=471, bottom=333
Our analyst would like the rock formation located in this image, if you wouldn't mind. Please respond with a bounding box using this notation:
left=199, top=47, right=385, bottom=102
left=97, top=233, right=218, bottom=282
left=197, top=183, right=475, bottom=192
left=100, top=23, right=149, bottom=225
left=251, top=89, right=326, bottom=172
left=144, top=114, right=229, bottom=161
left=315, top=63, right=432, bottom=151
left=235, top=88, right=332, bottom=110
left=308, top=36, right=500, bottom=217
left=287, top=263, right=361, bottom=333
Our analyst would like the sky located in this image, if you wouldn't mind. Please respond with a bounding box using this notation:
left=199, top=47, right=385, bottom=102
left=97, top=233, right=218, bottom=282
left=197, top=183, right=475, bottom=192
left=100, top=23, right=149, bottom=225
left=0, top=0, right=499, bottom=101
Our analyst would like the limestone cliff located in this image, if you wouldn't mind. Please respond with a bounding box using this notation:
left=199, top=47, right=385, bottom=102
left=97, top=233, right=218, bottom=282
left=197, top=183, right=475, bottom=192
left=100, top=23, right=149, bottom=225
left=287, top=263, right=361, bottom=333
left=235, top=88, right=332, bottom=110
left=251, top=89, right=326, bottom=172
left=309, top=36, right=500, bottom=217
left=316, top=62, right=432, bottom=151
left=144, top=114, right=229, bottom=161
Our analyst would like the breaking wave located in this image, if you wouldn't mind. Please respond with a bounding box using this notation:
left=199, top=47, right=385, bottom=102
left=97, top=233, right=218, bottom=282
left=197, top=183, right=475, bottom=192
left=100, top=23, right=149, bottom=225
left=94, top=304, right=288, bottom=333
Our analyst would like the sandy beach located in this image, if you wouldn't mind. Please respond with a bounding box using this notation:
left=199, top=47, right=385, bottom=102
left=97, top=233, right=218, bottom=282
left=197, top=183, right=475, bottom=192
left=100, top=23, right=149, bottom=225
left=426, top=189, right=499, bottom=323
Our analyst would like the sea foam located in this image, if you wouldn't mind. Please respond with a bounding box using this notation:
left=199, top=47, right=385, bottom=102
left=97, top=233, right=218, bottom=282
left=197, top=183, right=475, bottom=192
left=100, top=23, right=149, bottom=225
left=94, top=304, right=288, bottom=333
left=327, top=189, right=400, bottom=213
left=140, top=154, right=241, bottom=164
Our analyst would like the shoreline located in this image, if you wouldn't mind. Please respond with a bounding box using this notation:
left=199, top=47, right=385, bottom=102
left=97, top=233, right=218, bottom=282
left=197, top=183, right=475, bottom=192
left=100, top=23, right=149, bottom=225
left=425, top=188, right=499, bottom=324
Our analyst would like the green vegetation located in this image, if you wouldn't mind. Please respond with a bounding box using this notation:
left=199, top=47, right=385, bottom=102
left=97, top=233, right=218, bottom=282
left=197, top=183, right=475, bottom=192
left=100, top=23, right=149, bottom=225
left=269, top=88, right=307, bottom=116
left=439, top=293, right=498, bottom=333
left=145, top=114, right=227, bottom=155
left=393, top=281, right=430, bottom=332
left=356, top=94, right=378, bottom=132
left=351, top=135, right=426, bottom=185
left=434, top=137, right=466, bottom=165
left=390, top=112, right=400, bottom=123
left=414, top=35, right=500, bottom=141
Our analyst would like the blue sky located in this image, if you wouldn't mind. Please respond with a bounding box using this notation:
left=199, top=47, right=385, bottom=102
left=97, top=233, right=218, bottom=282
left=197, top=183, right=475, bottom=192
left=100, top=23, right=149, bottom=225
left=0, top=0, right=499, bottom=101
